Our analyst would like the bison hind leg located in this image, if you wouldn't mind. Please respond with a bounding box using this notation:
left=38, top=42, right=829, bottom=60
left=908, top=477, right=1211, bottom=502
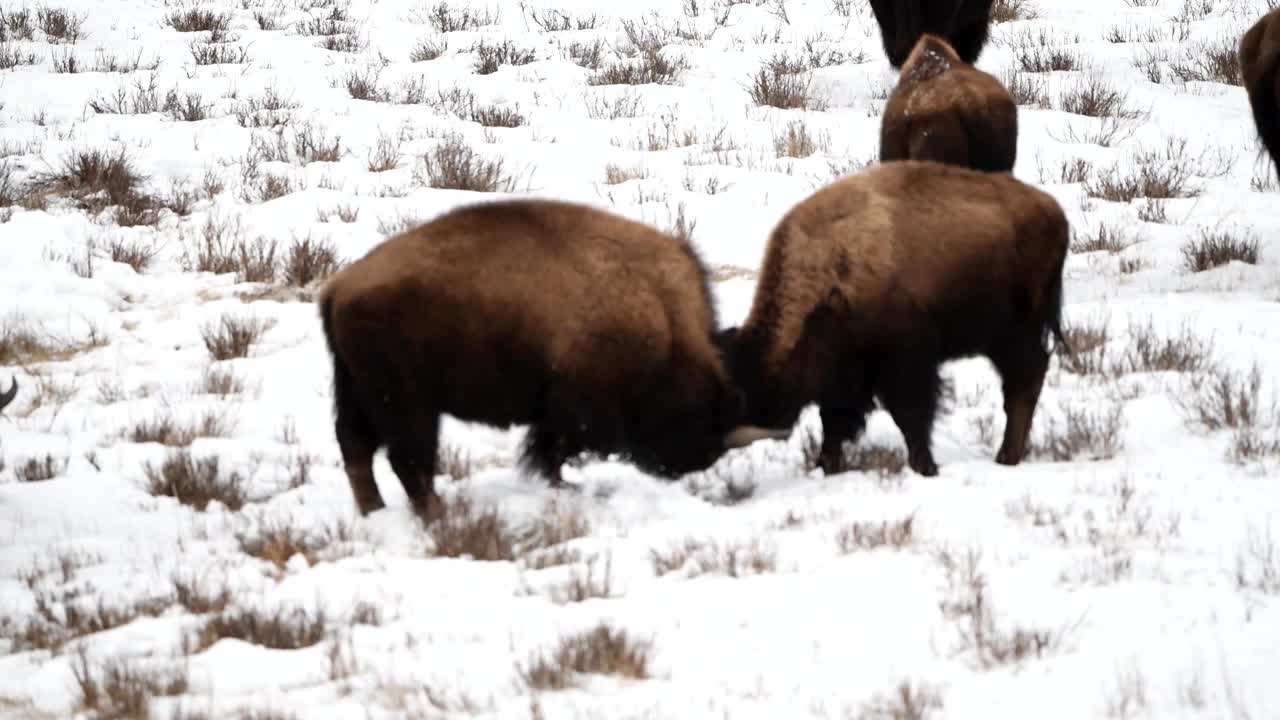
left=384, top=411, right=445, bottom=523
left=331, top=351, right=386, bottom=516
left=990, top=324, right=1050, bottom=466
left=519, top=423, right=575, bottom=488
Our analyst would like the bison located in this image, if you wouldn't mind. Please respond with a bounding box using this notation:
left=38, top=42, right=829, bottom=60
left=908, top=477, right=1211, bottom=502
left=318, top=198, right=790, bottom=519
left=880, top=33, right=1018, bottom=173
left=0, top=376, right=15, bottom=414
left=868, top=0, right=996, bottom=68
left=714, top=160, right=1070, bottom=478
left=1240, top=7, right=1280, bottom=181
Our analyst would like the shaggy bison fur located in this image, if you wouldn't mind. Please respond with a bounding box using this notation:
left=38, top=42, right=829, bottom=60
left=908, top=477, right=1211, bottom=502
left=867, top=0, right=996, bottom=68
left=1241, top=7, right=1280, bottom=180
left=715, top=160, right=1071, bottom=478
left=318, top=198, right=788, bottom=519
left=880, top=33, right=1018, bottom=173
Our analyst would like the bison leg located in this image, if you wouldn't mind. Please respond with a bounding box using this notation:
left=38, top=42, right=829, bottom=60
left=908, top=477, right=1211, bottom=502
left=876, top=355, right=942, bottom=477
left=817, top=375, right=877, bottom=475
left=385, top=413, right=445, bottom=523
left=333, top=360, right=385, bottom=516
left=521, top=423, right=573, bottom=488
left=991, top=327, right=1050, bottom=466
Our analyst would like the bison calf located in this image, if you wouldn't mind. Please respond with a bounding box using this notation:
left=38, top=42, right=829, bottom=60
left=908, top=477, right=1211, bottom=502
left=716, top=160, right=1070, bottom=478
left=880, top=33, right=1018, bottom=173
left=318, top=198, right=788, bottom=519
left=868, top=0, right=996, bottom=68
left=1241, top=7, right=1280, bottom=181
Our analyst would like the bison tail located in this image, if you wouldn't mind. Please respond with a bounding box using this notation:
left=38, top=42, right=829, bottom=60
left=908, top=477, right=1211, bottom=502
left=318, top=291, right=355, bottom=418
left=1041, top=260, right=1072, bottom=358
left=1245, top=43, right=1280, bottom=179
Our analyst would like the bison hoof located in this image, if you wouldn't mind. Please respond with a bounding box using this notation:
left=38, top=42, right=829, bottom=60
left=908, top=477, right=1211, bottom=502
left=354, top=495, right=387, bottom=516
left=994, top=447, right=1023, bottom=466
left=909, top=456, right=939, bottom=477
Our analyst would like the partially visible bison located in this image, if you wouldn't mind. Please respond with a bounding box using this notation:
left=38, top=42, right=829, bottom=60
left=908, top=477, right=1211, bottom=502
left=880, top=33, right=1018, bottom=173
left=868, top=0, right=996, bottom=68
left=1240, top=7, right=1280, bottom=180
left=318, top=198, right=789, bottom=520
left=0, top=376, right=16, bottom=414
left=715, top=161, right=1070, bottom=478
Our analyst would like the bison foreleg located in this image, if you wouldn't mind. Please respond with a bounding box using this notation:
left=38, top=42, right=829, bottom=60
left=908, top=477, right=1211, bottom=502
left=877, top=357, right=942, bottom=477
left=816, top=378, right=877, bottom=475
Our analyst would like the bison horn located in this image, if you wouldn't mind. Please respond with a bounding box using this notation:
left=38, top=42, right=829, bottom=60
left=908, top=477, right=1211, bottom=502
left=722, top=425, right=793, bottom=449
left=0, top=375, right=16, bottom=414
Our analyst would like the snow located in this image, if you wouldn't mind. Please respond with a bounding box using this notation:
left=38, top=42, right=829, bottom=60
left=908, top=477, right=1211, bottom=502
left=1, top=0, right=1279, bottom=717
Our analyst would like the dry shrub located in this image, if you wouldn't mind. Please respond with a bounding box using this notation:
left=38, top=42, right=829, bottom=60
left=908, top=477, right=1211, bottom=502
left=195, top=365, right=244, bottom=397
left=1180, top=227, right=1259, bottom=272
left=649, top=536, right=777, bottom=578
left=29, top=146, right=150, bottom=215
left=542, top=552, right=615, bottom=604
left=470, top=38, right=536, bottom=74
left=428, top=492, right=517, bottom=561
left=0, top=314, right=107, bottom=366
left=1117, top=317, right=1211, bottom=374
left=1056, top=74, right=1144, bottom=119
left=189, top=41, right=251, bottom=65
left=1235, top=524, right=1280, bottom=595
left=237, top=517, right=356, bottom=570
left=1071, top=222, right=1139, bottom=254
left=71, top=645, right=189, bottom=720
left=1085, top=138, right=1225, bottom=202
left=200, top=313, right=273, bottom=361
left=410, top=34, right=447, bottom=61
left=34, top=6, right=84, bottom=42
left=773, top=119, right=829, bottom=158
left=1168, top=35, right=1242, bottom=85
left=589, top=46, right=688, bottom=86
left=233, top=86, right=299, bottom=129
left=1172, top=360, right=1267, bottom=433
left=188, top=602, right=328, bottom=652
left=1030, top=396, right=1125, bottom=461
left=935, top=546, right=1067, bottom=669
left=127, top=407, right=235, bottom=447
left=835, top=513, right=916, bottom=553
left=143, top=448, right=247, bottom=511
left=1059, top=313, right=1110, bottom=375
left=856, top=679, right=944, bottom=720
left=747, top=54, right=827, bottom=110
left=1001, top=66, right=1049, bottom=107
left=283, top=234, right=342, bottom=287
left=518, top=622, right=651, bottom=690
left=990, top=0, right=1038, bottom=22
left=14, top=453, right=68, bottom=482
left=413, top=1, right=499, bottom=32
left=414, top=134, right=516, bottom=192
left=164, top=7, right=230, bottom=33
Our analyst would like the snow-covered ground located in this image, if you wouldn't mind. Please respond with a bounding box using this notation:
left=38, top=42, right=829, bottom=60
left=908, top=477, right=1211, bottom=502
left=1, top=0, right=1279, bottom=716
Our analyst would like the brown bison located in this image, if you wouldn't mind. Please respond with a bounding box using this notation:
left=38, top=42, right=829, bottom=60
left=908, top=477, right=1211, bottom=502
left=714, top=160, right=1070, bottom=478
left=880, top=33, right=1018, bottom=173
left=1240, top=7, right=1280, bottom=180
left=0, top=376, right=15, bottom=414
left=318, top=198, right=789, bottom=519
left=868, top=0, right=996, bottom=68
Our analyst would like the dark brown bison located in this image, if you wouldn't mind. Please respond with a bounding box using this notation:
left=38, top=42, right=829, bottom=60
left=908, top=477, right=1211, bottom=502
left=0, top=376, right=16, bottom=414
left=714, top=160, right=1070, bottom=478
left=1240, top=7, right=1280, bottom=180
left=318, top=198, right=790, bottom=519
left=868, top=0, right=996, bottom=68
left=880, top=33, right=1018, bottom=173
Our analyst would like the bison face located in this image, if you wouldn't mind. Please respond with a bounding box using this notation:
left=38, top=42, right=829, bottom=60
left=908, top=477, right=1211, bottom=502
left=626, top=361, right=789, bottom=479
left=712, top=325, right=799, bottom=432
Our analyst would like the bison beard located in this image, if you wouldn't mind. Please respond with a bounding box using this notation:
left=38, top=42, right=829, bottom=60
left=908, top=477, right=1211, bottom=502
left=867, top=0, right=996, bottom=68
left=317, top=198, right=789, bottom=521
left=1240, top=8, right=1280, bottom=182
left=717, top=160, right=1070, bottom=478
